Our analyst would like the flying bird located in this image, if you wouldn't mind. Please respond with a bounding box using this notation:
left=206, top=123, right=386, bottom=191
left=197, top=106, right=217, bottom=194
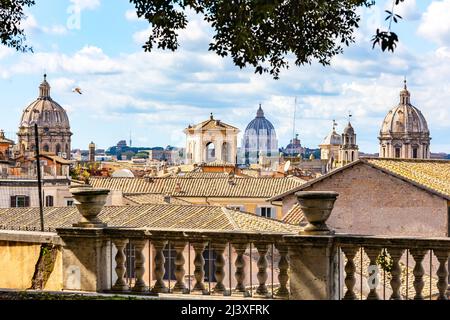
left=72, top=87, right=83, bottom=95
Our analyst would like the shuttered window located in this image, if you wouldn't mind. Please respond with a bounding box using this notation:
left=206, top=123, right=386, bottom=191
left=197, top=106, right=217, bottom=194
left=10, top=195, right=30, bottom=208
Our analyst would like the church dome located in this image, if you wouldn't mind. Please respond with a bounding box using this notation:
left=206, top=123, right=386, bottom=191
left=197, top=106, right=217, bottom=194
left=380, top=81, right=429, bottom=136
left=243, top=104, right=278, bottom=165
left=245, top=104, right=276, bottom=134
left=321, top=129, right=341, bottom=146
left=20, top=74, right=70, bottom=129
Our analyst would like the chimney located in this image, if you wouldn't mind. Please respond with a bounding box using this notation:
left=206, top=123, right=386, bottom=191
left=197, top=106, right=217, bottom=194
left=175, top=182, right=182, bottom=193
left=164, top=194, right=171, bottom=204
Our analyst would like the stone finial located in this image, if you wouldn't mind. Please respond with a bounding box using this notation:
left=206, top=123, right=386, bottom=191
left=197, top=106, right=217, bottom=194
left=296, top=191, right=338, bottom=234
left=70, top=188, right=110, bottom=228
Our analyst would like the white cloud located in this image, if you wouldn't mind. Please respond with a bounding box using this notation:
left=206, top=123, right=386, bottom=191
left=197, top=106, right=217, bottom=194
left=417, top=0, right=450, bottom=46
left=70, top=0, right=101, bottom=11
left=125, top=9, right=139, bottom=21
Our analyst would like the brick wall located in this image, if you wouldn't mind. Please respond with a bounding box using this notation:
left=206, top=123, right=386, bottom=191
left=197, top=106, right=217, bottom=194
left=282, top=163, right=448, bottom=237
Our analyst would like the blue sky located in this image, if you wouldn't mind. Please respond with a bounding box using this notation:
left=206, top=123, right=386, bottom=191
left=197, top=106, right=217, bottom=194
left=0, top=0, right=449, bottom=153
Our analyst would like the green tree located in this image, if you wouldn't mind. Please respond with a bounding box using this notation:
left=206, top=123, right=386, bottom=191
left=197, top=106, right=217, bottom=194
left=0, top=0, right=35, bottom=52
left=1, top=0, right=408, bottom=78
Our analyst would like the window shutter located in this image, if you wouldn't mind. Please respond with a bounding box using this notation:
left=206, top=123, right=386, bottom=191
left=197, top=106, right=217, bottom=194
left=24, top=196, right=30, bottom=207
left=10, top=196, right=16, bottom=208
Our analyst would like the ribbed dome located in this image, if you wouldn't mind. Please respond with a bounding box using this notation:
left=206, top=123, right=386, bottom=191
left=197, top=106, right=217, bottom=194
left=380, top=83, right=429, bottom=136
left=245, top=105, right=276, bottom=134
left=321, top=129, right=341, bottom=146
left=20, top=75, right=70, bottom=129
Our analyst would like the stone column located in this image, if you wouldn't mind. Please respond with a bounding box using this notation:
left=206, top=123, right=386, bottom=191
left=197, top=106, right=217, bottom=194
left=192, top=242, right=207, bottom=292
left=233, top=243, right=247, bottom=292
left=131, top=239, right=148, bottom=292
left=433, top=249, right=449, bottom=300
left=410, top=249, right=426, bottom=300
left=172, top=241, right=187, bottom=293
left=255, top=242, right=269, bottom=296
left=286, top=236, right=338, bottom=300
left=275, top=244, right=289, bottom=298
left=151, top=240, right=169, bottom=293
left=112, top=238, right=129, bottom=291
left=341, top=245, right=358, bottom=300
left=364, top=247, right=381, bottom=300
left=212, top=242, right=227, bottom=294
left=388, top=248, right=404, bottom=300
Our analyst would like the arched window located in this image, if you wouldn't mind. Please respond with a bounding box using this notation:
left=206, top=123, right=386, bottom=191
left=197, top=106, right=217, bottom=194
left=351, top=151, right=355, bottom=162
left=395, top=147, right=401, bottom=158
left=56, top=144, right=61, bottom=155
left=412, top=147, right=418, bottom=159
left=206, top=142, right=215, bottom=162
left=43, top=144, right=49, bottom=152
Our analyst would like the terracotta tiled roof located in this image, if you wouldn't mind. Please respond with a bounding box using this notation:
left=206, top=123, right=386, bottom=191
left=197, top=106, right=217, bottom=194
left=268, top=158, right=450, bottom=201
left=282, top=203, right=307, bottom=226
left=124, top=194, right=193, bottom=206
left=363, top=158, right=450, bottom=200
left=200, top=160, right=236, bottom=167
left=0, top=205, right=300, bottom=233
left=89, top=176, right=305, bottom=198
left=179, top=172, right=233, bottom=178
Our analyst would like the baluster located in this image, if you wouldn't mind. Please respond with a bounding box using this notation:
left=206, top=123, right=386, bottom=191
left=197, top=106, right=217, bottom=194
left=341, top=245, right=358, bottom=300
left=433, top=249, right=449, bottom=300
left=131, top=239, right=148, bottom=292
left=112, top=238, right=129, bottom=291
left=255, top=242, right=269, bottom=296
left=212, top=242, right=227, bottom=293
left=233, top=243, right=247, bottom=292
left=173, top=241, right=187, bottom=293
left=388, top=248, right=404, bottom=300
left=275, top=244, right=289, bottom=298
left=364, top=247, right=381, bottom=300
left=151, top=240, right=169, bottom=293
left=410, top=249, right=426, bottom=300
left=192, top=242, right=207, bottom=292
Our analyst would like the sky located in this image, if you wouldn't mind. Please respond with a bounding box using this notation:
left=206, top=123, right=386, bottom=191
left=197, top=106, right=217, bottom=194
left=0, top=0, right=449, bottom=153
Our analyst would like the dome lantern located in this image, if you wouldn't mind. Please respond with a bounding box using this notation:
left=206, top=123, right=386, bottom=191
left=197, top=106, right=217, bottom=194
left=39, top=74, right=51, bottom=100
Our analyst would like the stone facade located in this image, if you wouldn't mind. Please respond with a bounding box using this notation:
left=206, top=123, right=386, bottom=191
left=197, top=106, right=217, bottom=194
left=184, top=114, right=239, bottom=165
left=281, top=162, right=448, bottom=237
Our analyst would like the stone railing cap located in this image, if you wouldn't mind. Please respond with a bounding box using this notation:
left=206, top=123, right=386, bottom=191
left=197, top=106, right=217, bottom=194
left=295, top=191, right=339, bottom=199
left=70, top=188, right=110, bottom=196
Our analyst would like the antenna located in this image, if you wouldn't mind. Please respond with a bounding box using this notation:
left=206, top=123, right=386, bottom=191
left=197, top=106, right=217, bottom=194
left=292, top=97, right=297, bottom=157
left=129, top=130, right=132, bottom=147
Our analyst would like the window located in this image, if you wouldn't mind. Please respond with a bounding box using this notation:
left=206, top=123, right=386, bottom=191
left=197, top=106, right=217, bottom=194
left=412, top=148, right=418, bottom=159
left=395, top=147, right=401, bottom=158
left=66, top=200, right=74, bottom=207
left=10, top=195, right=30, bottom=208
left=259, top=207, right=273, bottom=219
left=45, top=195, right=54, bottom=207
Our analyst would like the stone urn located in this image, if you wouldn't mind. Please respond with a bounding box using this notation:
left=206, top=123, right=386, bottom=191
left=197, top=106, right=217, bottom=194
left=71, top=188, right=110, bottom=228
left=296, top=191, right=339, bottom=235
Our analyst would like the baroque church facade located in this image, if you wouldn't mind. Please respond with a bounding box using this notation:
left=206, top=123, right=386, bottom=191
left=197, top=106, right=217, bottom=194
left=184, top=113, right=240, bottom=165
left=17, top=75, right=72, bottom=159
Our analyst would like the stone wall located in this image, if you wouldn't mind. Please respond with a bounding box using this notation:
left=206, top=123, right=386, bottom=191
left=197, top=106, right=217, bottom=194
left=0, top=231, right=63, bottom=290
left=282, top=163, right=448, bottom=237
